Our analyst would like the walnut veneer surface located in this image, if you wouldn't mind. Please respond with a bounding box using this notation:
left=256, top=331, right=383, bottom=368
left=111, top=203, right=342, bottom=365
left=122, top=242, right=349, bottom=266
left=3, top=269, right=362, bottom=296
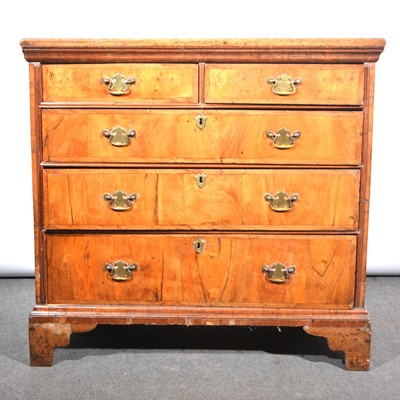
left=21, top=38, right=385, bottom=369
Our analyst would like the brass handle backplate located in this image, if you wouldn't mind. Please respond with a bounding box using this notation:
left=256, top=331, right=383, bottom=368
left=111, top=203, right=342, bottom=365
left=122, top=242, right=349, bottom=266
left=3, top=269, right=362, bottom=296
left=262, top=262, right=296, bottom=284
left=264, top=190, right=298, bottom=212
left=102, top=72, right=136, bottom=96
left=103, top=190, right=137, bottom=211
left=267, top=73, right=302, bottom=96
left=103, top=126, right=136, bottom=147
left=105, top=260, right=138, bottom=282
left=266, top=127, right=301, bottom=149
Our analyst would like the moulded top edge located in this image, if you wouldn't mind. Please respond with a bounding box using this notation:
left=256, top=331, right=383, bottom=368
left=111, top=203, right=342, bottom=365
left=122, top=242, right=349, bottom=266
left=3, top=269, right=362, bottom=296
left=20, top=38, right=386, bottom=48
left=20, top=38, right=386, bottom=63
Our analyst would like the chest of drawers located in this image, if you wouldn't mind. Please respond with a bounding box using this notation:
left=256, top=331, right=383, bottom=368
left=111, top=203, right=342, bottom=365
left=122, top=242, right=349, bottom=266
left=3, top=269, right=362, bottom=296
left=21, top=38, right=385, bottom=369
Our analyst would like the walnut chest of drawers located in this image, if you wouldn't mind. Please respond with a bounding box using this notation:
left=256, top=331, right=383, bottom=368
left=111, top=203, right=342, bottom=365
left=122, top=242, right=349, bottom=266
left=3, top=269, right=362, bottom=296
left=21, top=38, right=385, bottom=369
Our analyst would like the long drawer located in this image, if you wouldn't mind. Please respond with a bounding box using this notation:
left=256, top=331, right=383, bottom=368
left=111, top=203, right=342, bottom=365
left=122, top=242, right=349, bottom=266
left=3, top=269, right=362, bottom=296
left=43, top=169, right=360, bottom=230
left=205, top=64, right=364, bottom=105
left=46, top=234, right=356, bottom=308
left=42, top=64, right=199, bottom=103
left=42, top=109, right=363, bottom=165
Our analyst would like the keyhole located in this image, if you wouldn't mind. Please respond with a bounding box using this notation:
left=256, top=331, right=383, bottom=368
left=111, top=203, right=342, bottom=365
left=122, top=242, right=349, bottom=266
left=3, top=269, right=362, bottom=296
left=193, top=238, right=206, bottom=254
left=195, top=172, right=207, bottom=188
left=195, top=114, right=207, bottom=129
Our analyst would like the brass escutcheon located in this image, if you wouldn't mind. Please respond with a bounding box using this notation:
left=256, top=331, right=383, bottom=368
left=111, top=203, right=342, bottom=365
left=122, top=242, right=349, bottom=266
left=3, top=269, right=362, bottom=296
left=266, top=127, right=301, bottom=149
left=103, top=190, right=137, bottom=211
left=103, top=126, right=136, bottom=147
left=105, top=260, right=138, bottom=282
left=262, top=262, right=296, bottom=284
left=193, top=237, right=206, bottom=254
left=267, top=73, right=302, bottom=96
left=264, top=190, right=299, bottom=212
left=195, top=114, right=208, bottom=129
left=102, top=72, right=136, bottom=96
left=194, top=172, right=207, bottom=188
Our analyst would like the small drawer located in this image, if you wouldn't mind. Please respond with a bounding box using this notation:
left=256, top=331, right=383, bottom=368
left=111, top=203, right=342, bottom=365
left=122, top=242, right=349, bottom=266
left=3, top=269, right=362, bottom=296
left=43, top=169, right=360, bottom=231
left=42, top=109, right=363, bottom=165
left=42, top=64, right=199, bottom=103
left=46, top=233, right=356, bottom=309
left=205, top=64, right=364, bottom=105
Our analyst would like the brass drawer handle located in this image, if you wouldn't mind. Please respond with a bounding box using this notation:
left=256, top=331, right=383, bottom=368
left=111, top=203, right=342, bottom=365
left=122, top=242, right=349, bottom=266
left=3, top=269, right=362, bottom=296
left=262, top=262, right=296, bottom=284
left=102, top=72, right=136, bottom=96
left=267, top=73, right=302, bottom=96
left=103, top=126, right=136, bottom=147
left=266, top=128, right=301, bottom=149
left=103, top=190, right=137, bottom=211
left=105, top=260, right=138, bottom=282
left=264, top=190, right=298, bottom=212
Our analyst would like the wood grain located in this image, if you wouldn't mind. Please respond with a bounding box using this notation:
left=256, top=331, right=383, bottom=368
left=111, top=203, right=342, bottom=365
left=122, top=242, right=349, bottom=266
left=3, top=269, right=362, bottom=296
left=43, top=169, right=360, bottom=230
left=30, top=304, right=370, bottom=326
left=20, top=38, right=386, bottom=63
left=42, top=64, right=198, bottom=103
left=355, top=63, right=375, bottom=308
left=205, top=64, right=364, bottom=105
left=305, top=325, right=371, bottom=371
left=29, top=63, right=44, bottom=303
left=46, top=234, right=356, bottom=308
left=29, top=322, right=96, bottom=366
left=42, top=109, right=363, bottom=165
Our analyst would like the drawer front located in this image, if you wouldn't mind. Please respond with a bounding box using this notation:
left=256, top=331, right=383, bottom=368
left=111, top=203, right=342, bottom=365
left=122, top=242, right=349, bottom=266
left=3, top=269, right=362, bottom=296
left=47, top=234, right=356, bottom=309
left=43, top=169, right=360, bottom=230
left=205, top=64, right=364, bottom=105
left=42, top=64, right=199, bottom=103
left=42, top=109, right=363, bottom=165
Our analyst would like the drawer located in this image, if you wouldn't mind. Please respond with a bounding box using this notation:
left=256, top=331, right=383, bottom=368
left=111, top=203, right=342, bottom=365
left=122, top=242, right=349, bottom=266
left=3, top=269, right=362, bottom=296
left=205, top=64, right=364, bottom=105
left=42, top=109, right=363, bottom=165
left=43, top=169, right=360, bottom=231
left=46, top=233, right=356, bottom=309
left=42, top=64, right=199, bottom=103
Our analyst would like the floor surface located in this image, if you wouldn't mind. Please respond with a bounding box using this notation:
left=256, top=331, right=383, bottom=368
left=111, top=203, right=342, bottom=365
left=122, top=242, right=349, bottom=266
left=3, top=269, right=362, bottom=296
left=0, top=277, right=399, bottom=400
